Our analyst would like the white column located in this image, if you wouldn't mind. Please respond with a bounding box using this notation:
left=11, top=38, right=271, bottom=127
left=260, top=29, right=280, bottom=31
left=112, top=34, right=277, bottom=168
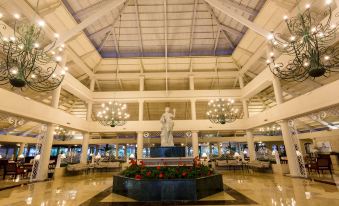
left=189, top=75, right=194, bottom=90
left=51, top=86, right=61, bottom=108
left=137, top=131, right=144, bottom=160
left=80, top=133, right=90, bottom=164
left=217, top=143, right=222, bottom=156
left=90, top=78, right=96, bottom=91
left=272, top=75, right=284, bottom=104
left=36, top=123, right=55, bottom=180
left=190, top=99, right=196, bottom=120
left=139, top=76, right=145, bottom=91
left=272, top=77, right=302, bottom=176
left=139, top=100, right=144, bottom=121
left=82, top=80, right=93, bottom=164
left=242, top=100, right=249, bottom=119
left=18, top=143, right=25, bottom=157
left=36, top=84, right=61, bottom=180
left=246, top=131, right=256, bottom=161
left=192, top=131, right=199, bottom=157
left=238, top=75, right=245, bottom=88
left=240, top=75, right=255, bottom=161
left=86, top=102, right=93, bottom=121
left=115, top=144, right=119, bottom=158
left=279, top=120, right=302, bottom=176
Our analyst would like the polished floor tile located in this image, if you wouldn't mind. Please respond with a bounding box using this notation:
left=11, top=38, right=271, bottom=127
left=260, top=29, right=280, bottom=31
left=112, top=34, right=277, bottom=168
left=0, top=171, right=338, bottom=206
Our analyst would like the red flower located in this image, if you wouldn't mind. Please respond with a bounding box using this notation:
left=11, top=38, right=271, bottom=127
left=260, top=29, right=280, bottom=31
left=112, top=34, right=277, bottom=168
left=146, top=171, right=152, bottom=177
left=178, top=161, right=183, bottom=166
left=156, top=165, right=161, bottom=170
left=135, top=174, right=142, bottom=180
left=129, top=159, right=137, bottom=165
left=159, top=172, right=164, bottom=179
left=182, top=171, right=187, bottom=177
left=140, top=160, right=144, bottom=166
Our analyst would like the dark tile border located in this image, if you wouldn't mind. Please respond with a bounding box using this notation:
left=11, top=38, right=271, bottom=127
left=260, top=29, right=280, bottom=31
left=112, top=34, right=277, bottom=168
left=79, top=184, right=257, bottom=206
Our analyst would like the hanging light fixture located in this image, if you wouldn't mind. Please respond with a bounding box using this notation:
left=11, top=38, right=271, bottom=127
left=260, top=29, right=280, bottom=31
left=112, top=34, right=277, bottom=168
left=53, top=126, right=74, bottom=141
left=96, top=15, right=130, bottom=128
left=256, top=124, right=281, bottom=136
left=206, top=98, right=239, bottom=124
left=0, top=1, right=67, bottom=91
left=96, top=101, right=130, bottom=127
left=266, top=0, right=339, bottom=81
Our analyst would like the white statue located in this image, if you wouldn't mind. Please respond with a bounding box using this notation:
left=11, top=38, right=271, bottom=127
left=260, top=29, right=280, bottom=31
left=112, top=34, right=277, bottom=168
left=160, top=107, right=176, bottom=147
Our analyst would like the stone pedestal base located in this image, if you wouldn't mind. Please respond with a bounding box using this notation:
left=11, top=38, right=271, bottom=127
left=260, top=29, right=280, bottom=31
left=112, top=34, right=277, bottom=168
left=150, top=146, right=185, bottom=157
left=272, top=164, right=290, bottom=175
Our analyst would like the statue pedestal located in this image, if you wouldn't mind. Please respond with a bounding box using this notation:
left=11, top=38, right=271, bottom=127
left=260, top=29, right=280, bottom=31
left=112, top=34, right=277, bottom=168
left=150, top=146, right=185, bottom=158
left=141, top=157, right=194, bottom=166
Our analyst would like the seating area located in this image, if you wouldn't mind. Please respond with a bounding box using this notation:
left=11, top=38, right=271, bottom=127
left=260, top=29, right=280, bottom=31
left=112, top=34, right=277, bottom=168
left=215, top=159, right=271, bottom=172
left=306, top=157, right=333, bottom=175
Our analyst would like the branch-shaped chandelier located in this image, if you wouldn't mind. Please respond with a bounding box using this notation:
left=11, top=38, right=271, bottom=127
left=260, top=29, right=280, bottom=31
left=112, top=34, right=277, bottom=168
left=54, top=126, right=74, bottom=141
left=207, top=98, right=239, bottom=124
left=267, top=0, right=339, bottom=81
left=0, top=6, right=67, bottom=91
left=95, top=16, right=130, bottom=128
left=96, top=102, right=130, bottom=127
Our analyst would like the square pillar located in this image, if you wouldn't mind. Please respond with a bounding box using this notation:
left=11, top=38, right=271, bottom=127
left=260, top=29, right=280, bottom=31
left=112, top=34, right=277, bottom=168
left=137, top=132, right=144, bottom=160
left=192, top=131, right=199, bottom=157
left=139, top=100, right=144, bottom=121
left=190, top=99, right=196, bottom=120
left=189, top=75, right=194, bottom=90
left=279, top=120, right=303, bottom=177
left=80, top=133, right=90, bottom=164
left=246, top=131, right=256, bottom=161
left=139, top=76, right=145, bottom=91
left=36, top=123, right=55, bottom=181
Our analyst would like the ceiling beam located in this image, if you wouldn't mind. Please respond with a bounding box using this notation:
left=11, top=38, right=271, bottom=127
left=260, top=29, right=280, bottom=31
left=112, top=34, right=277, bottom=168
left=204, top=0, right=270, bottom=38
left=94, top=71, right=239, bottom=80
left=222, top=0, right=258, bottom=17
left=164, top=0, right=168, bottom=92
left=134, top=0, right=144, bottom=56
left=189, top=0, right=199, bottom=55
left=53, top=0, right=127, bottom=49
left=204, top=2, right=235, bottom=48
left=66, top=47, right=95, bottom=77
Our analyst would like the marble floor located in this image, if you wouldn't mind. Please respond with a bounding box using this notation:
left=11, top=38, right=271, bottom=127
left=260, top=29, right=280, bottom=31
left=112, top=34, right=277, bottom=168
left=0, top=171, right=338, bottom=206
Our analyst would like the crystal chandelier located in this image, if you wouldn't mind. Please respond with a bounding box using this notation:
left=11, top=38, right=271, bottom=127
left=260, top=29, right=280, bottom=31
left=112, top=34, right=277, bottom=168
left=266, top=0, right=339, bottom=81
left=54, top=126, right=73, bottom=141
left=0, top=9, right=67, bottom=91
left=206, top=98, right=239, bottom=124
left=96, top=101, right=130, bottom=127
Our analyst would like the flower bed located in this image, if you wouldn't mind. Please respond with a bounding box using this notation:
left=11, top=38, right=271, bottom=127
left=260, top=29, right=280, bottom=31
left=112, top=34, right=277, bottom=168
left=121, top=156, right=214, bottom=180
left=113, top=157, right=223, bottom=201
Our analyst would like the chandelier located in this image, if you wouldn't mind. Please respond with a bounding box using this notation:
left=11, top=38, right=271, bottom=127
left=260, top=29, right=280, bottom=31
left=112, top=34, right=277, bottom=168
left=54, top=126, right=74, bottom=141
left=206, top=98, right=239, bottom=124
left=256, top=124, right=281, bottom=136
left=0, top=11, right=67, bottom=91
left=96, top=101, right=130, bottom=127
left=266, top=0, right=339, bottom=81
